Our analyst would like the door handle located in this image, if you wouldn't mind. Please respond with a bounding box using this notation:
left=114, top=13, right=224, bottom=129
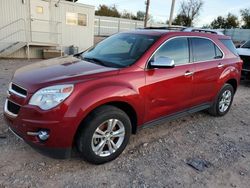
left=218, top=63, right=224, bottom=68
left=184, top=71, right=194, bottom=76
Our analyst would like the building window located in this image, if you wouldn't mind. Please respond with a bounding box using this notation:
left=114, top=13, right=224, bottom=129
left=36, top=6, right=44, bottom=14
left=78, top=14, right=87, bottom=26
left=66, top=12, right=78, bottom=25
left=66, top=12, right=87, bottom=26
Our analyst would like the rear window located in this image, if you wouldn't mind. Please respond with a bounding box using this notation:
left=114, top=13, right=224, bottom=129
left=220, top=39, right=238, bottom=56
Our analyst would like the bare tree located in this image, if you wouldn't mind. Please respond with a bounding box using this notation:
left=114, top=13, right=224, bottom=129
left=176, top=0, right=204, bottom=26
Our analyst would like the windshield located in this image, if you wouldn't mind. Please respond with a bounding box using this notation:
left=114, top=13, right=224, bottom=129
left=80, top=33, right=159, bottom=68
left=242, top=40, right=250, bottom=49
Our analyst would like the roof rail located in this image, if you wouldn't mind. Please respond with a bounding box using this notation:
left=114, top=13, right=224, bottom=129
left=142, top=26, right=187, bottom=31
left=183, top=28, right=224, bottom=35
left=140, top=26, right=224, bottom=35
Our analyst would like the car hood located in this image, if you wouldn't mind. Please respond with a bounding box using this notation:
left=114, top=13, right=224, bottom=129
left=237, top=48, right=250, bottom=56
left=13, top=56, right=119, bottom=93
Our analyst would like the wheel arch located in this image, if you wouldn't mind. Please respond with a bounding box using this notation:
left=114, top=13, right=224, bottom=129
left=105, top=101, right=138, bottom=134
left=218, top=64, right=240, bottom=94
left=72, top=100, right=139, bottom=148
left=226, top=78, right=238, bottom=92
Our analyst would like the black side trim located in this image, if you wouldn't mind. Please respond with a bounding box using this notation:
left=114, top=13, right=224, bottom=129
left=138, top=103, right=211, bottom=131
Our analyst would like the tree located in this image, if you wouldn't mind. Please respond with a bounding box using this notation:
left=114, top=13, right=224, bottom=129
left=120, top=10, right=149, bottom=21
left=173, top=0, right=204, bottom=26
left=202, top=24, right=211, bottom=29
left=225, top=13, right=239, bottom=29
left=240, top=8, right=250, bottom=29
left=172, top=14, right=190, bottom=26
left=121, top=10, right=133, bottom=19
left=136, top=11, right=146, bottom=21
left=210, top=16, right=226, bottom=29
left=210, top=14, right=239, bottom=29
left=95, top=5, right=121, bottom=18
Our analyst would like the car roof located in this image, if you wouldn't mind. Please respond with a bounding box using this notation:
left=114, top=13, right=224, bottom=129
left=122, top=28, right=230, bottom=39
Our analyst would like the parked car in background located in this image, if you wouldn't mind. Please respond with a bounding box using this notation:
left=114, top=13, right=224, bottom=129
left=237, top=40, right=250, bottom=80
left=4, top=28, right=242, bottom=164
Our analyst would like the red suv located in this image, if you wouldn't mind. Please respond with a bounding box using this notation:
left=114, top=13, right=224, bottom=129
left=4, top=29, right=242, bottom=164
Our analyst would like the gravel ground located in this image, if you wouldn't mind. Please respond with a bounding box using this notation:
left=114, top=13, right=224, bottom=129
left=0, top=59, right=249, bottom=188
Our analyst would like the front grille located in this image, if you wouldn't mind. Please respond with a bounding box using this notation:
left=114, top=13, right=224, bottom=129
left=7, top=100, right=21, bottom=115
left=240, top=55, right=250, bottom=70
left=9, top=83, right=27, bottom=97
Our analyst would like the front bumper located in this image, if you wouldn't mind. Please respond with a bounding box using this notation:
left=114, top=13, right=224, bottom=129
left=3, top=98, right=77, bottom=159
left=7, top=126, right=71, bottom=159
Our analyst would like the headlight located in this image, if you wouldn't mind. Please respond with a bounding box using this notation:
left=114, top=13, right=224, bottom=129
left=29, top=84, right=74, bottom=110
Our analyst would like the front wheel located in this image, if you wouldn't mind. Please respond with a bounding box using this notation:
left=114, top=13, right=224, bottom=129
left=77, top=105, right=131, bottom=164
left=208, top=83, right=234, bottom=116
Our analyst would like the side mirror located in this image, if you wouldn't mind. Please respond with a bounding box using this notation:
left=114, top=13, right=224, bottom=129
left=150, top=56, right=175, bottom=68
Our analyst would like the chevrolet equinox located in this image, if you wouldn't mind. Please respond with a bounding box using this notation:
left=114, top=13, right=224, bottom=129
left=4, top=29, right=242, bottom=164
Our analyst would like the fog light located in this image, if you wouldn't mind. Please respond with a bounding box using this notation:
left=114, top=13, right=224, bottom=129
left=38, top=130, right=50, bottom=141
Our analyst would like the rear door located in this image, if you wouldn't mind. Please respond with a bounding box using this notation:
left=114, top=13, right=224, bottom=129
left=144, top=37, right=194, bottom=122
left=190, top=37, right=224, bottom=105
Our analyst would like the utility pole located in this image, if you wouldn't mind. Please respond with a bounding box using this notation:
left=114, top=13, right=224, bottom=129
left=144, top=0, right=150, bottom=27
left=168, top=0, right=176, bottom=26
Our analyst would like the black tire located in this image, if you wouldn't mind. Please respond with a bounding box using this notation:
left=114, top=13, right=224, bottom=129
left=208, top=83, right=234, bottom=116
left=76, top=105, right=131, bottom=164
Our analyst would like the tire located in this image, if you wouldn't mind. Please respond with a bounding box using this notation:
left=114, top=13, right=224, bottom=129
left=76, top=105, right=131, bottom=164
left=208, top=83, right=234, bottom=117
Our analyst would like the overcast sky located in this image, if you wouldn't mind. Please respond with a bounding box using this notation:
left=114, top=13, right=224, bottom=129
left=78, top=0, right=250, bottom=26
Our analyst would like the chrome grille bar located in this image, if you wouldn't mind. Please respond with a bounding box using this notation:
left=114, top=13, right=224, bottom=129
left=8, top=82, right=27, bottom=98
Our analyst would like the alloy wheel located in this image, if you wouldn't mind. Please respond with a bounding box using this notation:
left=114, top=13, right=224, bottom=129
left=91, top=119, right=125, bottom=157
left=219, top=90, right=232, bottom=113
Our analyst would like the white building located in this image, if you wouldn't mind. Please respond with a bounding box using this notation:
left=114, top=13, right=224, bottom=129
left=0, top=0, right=95, bottom=58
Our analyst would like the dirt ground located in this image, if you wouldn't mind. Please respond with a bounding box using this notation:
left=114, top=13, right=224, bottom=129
left=0, top=59, right=249, bottom=188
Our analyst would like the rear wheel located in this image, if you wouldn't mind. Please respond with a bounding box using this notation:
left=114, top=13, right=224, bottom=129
left=77, top=105, right=131, bottom=164
left=208, top=84, right=234, bottom=116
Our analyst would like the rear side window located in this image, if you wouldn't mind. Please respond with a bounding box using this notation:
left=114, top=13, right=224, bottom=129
left=154, top=38, right=189, bottom=65
left=191, top=38, right=223, bottom=62
left=220, top=39, right=238, bottom=56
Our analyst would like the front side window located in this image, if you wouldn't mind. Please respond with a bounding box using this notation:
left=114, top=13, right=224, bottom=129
left=191, top=38, right=222, bottom=62
left=81, top=33, right=159, bottom=68
left=153, top=38, right=189, bottom=66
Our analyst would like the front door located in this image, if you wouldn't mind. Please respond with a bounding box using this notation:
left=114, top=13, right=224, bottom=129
left=30, top=0, right=51, bottom=43
left=144, top=37, right=194, bottom=122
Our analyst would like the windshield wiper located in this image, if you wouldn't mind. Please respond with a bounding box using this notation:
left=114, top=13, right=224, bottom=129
left=83, top=57, right=125, bottom=68
left=83, top=57, right=109, bottom=67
